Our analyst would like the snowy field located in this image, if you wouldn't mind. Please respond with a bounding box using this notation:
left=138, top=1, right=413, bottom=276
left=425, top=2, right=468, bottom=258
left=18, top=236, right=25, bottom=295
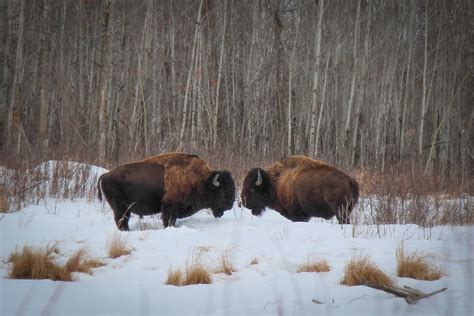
left=0, top=164, right=473, bottom=315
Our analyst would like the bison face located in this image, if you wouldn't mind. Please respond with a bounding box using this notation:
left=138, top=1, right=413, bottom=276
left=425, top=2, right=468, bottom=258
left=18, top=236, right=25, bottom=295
left=207, top=171, right=236, bottom=218
left=241, top=168, right=272, bottom=216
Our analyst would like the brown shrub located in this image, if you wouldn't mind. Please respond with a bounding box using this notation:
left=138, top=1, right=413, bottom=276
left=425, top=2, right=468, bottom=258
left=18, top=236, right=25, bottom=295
left=7, top=245, right=104, bottom=281
left=107, top=234, right=133, bottom=258
left=297, top=259, right=330, bottom=273
left=341, top=255, right=393, bottom=287
left=396, top=244, right=444, bottom=281
left=250, top=258, right=259, bottom=265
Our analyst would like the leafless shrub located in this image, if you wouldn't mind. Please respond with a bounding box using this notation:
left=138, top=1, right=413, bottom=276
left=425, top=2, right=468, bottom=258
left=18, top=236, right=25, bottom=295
left=297, top=259, right=330, bottom=273
left=341, top=255, right=393, bottom=287
left=107, top=234, right=133, bottom=258
left=3, top=160, right=100, bottom=211
left=396, top=243, right=444, bottom=281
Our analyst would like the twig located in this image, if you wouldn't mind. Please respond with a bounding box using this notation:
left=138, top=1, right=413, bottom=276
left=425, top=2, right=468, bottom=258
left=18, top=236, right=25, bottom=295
left=365, top=283, right=447, bottom=304
left=347, top=294, right=367, bottom=304
left=405, top=287, right=447, bottom=305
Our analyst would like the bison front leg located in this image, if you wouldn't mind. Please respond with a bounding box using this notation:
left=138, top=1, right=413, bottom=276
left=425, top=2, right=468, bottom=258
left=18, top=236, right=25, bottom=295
left=161, top=210, right=177, bottom=228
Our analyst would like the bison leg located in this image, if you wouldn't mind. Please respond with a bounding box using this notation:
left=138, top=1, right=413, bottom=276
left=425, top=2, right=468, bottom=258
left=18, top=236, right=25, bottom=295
left=161, top=210, right=176, bottom=228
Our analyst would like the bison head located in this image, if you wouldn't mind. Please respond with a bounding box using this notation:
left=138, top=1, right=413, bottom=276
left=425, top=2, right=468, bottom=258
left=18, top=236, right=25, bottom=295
left=206, top=171, right=235, bottom=218
left=241, top=168, right=273, bottom=216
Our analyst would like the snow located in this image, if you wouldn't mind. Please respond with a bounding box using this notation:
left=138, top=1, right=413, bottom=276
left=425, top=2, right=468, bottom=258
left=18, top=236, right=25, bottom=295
left=0, top=163, right=473, bottom=315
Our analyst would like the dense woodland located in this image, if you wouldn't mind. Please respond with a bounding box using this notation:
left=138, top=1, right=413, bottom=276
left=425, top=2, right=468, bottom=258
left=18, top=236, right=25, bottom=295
left=1, top=0, right=472, bottom=190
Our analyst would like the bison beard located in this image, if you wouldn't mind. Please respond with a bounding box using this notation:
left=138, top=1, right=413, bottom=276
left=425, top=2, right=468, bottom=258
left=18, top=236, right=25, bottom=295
left=98, top=162, right=166, bottom=231
left=241, top=156, right=359, bottom=224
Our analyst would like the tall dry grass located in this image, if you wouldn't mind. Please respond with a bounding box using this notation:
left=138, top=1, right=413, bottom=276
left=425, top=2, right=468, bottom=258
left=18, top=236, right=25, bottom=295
left=7, top=245, right=104, bottom=281
left=215, top=251, right=236, bottom=275
left=396, top=243, right=444, bottom=281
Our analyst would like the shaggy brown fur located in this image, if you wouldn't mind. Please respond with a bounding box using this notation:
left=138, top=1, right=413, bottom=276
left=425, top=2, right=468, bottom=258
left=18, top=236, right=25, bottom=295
left=242, top=156, right=359, bottom=224
left=140, top=153, right=211, bottom=206
left=140, top=153, right=235, bottom=227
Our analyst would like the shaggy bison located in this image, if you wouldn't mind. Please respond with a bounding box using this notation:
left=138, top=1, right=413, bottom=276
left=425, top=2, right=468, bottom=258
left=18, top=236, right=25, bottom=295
left=98, top=162, right=166, bottom=231
left=139, top=152, right=236, bottom=227
left=241, top=156, right=359, bottom=224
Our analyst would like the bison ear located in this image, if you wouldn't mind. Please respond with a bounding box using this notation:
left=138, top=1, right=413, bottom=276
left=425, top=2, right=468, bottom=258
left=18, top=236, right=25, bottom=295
left=212, top=173, right=220, bottom=187
left=255, top=170, right=262, bottom=186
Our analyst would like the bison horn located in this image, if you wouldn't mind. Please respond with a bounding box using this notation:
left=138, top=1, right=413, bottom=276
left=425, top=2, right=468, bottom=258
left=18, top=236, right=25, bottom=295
left=256, top=170, right=262, bottom=186
left=212, top=173, right=220, bottom=187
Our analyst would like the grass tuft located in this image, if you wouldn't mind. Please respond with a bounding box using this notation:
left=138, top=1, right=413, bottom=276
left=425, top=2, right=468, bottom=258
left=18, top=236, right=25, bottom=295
left=107, top=234, right=133, bottom=258
left=7, top=245, right=104, bottom=281
left=396, top=243, right=444, bottom=281
left=165, top=264, right=212, bottom=286
left=183, top=264, right=212, bottom=285
left=165, top=269, right=183, bottom=286
left=250, top=257, right=259, bottom=265
left=341, top=255, right=393, bottom=287
left=297, top=259, right=330, bottom=273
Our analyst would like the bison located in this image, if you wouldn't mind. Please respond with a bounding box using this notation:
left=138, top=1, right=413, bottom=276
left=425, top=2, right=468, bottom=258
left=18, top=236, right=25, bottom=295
left=241, top=155, right=359, bottom=224
left=98, top=162, right=166, bottom=231
left=139, top=152, right=236, bottom=227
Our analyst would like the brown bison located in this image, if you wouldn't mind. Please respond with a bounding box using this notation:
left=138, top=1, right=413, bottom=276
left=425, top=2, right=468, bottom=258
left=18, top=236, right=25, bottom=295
left=139, top=152, right=236, bottom=227
left=241, top=156, right=359, bottom=224
left=98, top=162, right=166, bottom=231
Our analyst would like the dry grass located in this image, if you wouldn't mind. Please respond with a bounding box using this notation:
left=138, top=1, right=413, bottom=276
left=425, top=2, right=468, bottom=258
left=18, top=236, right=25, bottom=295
left=107, top=234, right=133, bottom=258
left=215, top=251, right=236, bottom=275
left=64, top=249, right=105, bottom=275
left=341, top=255, right=393, bottom=287
left=183, top=264, right=212, bottom=285
left=297, top=259, right=330, bottom=273
left=165, top=269, right=183, bottom=286
left=7, top=245, right=104, bottom=281
left=396, top=243, right=444, bottom=281
left=165, top=264, right=212, bottom=286
left=250, top=258, right=259, bottom=265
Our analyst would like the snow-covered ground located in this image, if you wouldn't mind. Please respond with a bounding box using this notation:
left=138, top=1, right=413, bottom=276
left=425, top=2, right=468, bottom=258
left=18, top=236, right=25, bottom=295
left=0, top=164, right=473, bottom=315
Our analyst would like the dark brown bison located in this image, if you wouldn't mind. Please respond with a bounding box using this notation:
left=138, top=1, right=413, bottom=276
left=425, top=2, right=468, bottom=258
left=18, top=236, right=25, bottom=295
left=139, top=152, right=236, bottom=227
left=98, top=162, right=166, bottom=231
left=241, top=156, right=359, bottom=224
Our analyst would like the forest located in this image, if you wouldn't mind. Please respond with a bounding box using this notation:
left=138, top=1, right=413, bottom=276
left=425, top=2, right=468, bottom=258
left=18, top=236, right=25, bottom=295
left=1, top=0, right=472, bottom=191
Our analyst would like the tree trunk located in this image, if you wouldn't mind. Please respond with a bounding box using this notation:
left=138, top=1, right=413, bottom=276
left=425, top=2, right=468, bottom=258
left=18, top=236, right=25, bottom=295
left=97, top=0, right=111, bottom=164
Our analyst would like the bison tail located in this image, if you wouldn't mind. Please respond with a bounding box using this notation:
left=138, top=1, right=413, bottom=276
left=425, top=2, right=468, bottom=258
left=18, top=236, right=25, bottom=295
left=350, top=179, right=360, bottom=206
left=97, top=174, right=104, bottom=201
